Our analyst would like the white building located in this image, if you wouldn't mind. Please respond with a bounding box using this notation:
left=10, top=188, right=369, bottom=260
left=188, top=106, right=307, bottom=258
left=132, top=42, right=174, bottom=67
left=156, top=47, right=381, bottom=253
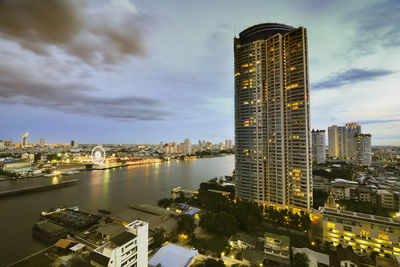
left=225, top=138, right=233, bottom=149
left=183, top=138, right=192, bottom=154
left=40, top=138, right=45, bottom=147
left=22, top=132, right=29, bottom=147
left=90, top=220, right=148, bottom=267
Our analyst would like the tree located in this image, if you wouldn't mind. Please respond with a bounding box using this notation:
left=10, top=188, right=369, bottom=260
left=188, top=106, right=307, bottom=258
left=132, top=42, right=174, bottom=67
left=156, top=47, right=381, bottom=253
left=152, top=228, right=166, bottom=248
left=293, top=252, right=309, bottom=267
left=157, top=198, right=173, bottom=208
left=194, top=258, right=225, bottom=267
left=177, top=214, right=196, bottom=236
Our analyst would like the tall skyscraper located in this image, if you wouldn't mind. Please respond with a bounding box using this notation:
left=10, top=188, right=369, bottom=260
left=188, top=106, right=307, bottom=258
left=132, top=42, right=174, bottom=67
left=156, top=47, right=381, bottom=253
left=355, top=134, right=372, bottom=165
left=225, top=138, right=233, bottom=149
left=71, top=140, right=79, bottom=148
left=328, top=123, right=362, bottom=159
left=22, top=132, right=28, bottom=147
left=234, top=23, right=312, bottom=211
left=183, top=138, right=192, bottom=154
left=345, top=122, right=361, bottom=159
left=40, top=138, right=45, bottom=147
left=311, top=129, right=326, bottom=164
left=328, top=125, right=346, bottom=158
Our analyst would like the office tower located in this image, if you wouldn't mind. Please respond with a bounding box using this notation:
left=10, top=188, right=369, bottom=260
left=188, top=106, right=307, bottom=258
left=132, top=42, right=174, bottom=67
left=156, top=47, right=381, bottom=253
left=328, top=126, right=346, bottom=158
left=91, top=220, right=148, bottom=267
left=71, top=140, right=79, bottom=148
left=355, top=134, right=372, bottom=165
left=311, top=129, right=326, bottom=164
left=225, top=138, right=233, bottom=149
left=344, top=122, right=361, bottom=159
left=183, top=138, right=192, bottom=154
left=22, top=132, right=28, bottom=147
left=0, top=140, right=4, bottom=148
left=234, top=23, right=312, bottom=211
left=40, top=138, right=45, bottom=147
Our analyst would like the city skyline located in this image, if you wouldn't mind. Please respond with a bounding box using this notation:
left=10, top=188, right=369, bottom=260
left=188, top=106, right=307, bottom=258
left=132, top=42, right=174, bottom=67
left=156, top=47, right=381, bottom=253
left=0, top=0, right=399, bottom=145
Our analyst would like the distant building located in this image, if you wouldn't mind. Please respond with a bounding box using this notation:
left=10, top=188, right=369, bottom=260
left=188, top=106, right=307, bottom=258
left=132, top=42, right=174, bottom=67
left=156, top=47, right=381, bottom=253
left=0, top=140, right=4, bottom=148
left=328, top=126, right=346, bottom=158
left=90, top=220, right=148, bottom=267
left=328, top=123, right=363, bottom=160
left=22, top=132, right=29, bottom=147
left=311, top=129, right=326, bottom=163
left=183, top=138, right=192, bottom=154
left=71, top=140, right=79, bottom=148
left=39, top=138, right=45, bottom=147
left=225, top=138, right=233, bottom=149
left=345, top=123, right=362, bottom=159
left=355, top=134, right=372, bottom=165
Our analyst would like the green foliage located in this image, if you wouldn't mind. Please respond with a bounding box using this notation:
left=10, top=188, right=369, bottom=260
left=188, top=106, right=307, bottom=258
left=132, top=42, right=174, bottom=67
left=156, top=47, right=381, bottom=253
left=0, top=169, right=19, bottom=178
left=190, top=236, right=230, bottom=257
left=313, top=189, right=329, bottom=209
left=313, top=167, right=353, bottom=180
left=157, top=198, right=173, bottom=208
left=264, top=207, right=311, bottom=231
left=193, top=258, right=226, bottom=267
left=293, top=252, right=309, bottom=267
left=177, top=214, right=196, bottom=236
left=199, top=211, right=237, bottom=237
left=337, top=199, right=394, bottom=217
left=152, top=228, right=166, bottom=248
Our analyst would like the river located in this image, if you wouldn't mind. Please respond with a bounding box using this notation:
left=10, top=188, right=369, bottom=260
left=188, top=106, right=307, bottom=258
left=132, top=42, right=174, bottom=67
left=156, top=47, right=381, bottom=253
left=0, top=155, right=234, bottom=266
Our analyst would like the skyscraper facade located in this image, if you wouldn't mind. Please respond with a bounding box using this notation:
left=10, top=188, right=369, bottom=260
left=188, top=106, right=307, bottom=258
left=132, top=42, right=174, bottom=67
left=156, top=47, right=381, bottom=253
left=345, top=122, right=361, bottom=159
left=225, top=138, right=233, bottom=149
left=311, top=129, right=326, bottom=164
left=328, top=125, right=346, bottom=158
left=183, top=138, right=192, bottom=154
left=22, top=132, right=28, bottom=147
left=234, top=23, right=312, bottom=211
left=355, top=134, right=372, bottom=165
left=328, top=123, right=361, bottom=159
left=40, top=138, right=45, bottom=147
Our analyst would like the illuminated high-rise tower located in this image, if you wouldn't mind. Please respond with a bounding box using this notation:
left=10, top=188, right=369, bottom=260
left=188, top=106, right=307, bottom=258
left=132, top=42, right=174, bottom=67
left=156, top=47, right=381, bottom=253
left=234, top=23, right=312, bottom=211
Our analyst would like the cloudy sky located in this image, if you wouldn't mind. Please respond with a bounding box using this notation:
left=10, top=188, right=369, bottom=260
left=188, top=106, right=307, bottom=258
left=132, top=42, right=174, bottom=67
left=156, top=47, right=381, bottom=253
left=0, top=0, right=399, bottom=145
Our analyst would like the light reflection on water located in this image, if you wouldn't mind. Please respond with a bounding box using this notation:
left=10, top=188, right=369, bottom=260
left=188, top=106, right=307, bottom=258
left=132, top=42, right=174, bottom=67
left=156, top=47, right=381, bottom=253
left=0, top=155, right=234, bottom=266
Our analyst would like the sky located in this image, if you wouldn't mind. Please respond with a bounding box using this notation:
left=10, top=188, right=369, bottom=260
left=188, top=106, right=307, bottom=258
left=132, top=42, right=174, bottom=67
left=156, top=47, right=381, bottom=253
left=0, top=0, right=399, bottom=145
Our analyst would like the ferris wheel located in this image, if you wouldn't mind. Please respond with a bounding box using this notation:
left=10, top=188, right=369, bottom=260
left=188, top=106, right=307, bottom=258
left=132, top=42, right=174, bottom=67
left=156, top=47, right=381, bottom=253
left=91, top=146, right=106, bottom=165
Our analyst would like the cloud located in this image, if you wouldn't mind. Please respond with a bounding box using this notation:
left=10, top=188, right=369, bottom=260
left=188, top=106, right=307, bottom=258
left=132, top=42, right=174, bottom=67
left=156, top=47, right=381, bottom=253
left=0, top=63, right=169, bottom=121
left=0, top=0, right=148, bottom=65
left=312, top=68, right=395, bottom=90
left=342, top=1, right=400, bottom=57
left=357, top=119, right=400, bottom=125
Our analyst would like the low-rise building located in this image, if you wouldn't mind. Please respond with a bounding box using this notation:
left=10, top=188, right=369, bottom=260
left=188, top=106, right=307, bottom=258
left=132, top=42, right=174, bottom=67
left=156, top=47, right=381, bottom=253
left=90, top=220, right=148, bottom=267
left=264, top=232, right=290, bottom=264
left=321, top=207, right=400, bottom=258
left=229, top=232, right=258, bottom=250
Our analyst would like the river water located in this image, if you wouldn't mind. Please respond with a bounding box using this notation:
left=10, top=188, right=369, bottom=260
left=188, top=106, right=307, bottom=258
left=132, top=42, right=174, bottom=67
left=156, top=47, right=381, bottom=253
left=0, top=155, right=234, bottom=266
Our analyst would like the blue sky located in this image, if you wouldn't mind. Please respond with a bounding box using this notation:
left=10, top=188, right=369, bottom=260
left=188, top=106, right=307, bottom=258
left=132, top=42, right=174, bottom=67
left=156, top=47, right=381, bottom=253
left=0, top=0, right=399, bottom=145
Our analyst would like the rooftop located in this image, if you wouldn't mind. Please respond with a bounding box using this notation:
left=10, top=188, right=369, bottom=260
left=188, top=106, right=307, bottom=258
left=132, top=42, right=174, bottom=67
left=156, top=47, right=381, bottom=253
left=321, top=207, right=400, bottom=227
left=148, top=244, right=198, bottom=267
left=110, top=231, right=136, bottom=247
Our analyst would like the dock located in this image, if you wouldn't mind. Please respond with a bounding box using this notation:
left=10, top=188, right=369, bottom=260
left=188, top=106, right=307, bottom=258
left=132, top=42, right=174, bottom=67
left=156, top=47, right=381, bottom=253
left=0, top=179, right=79, bottom=197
